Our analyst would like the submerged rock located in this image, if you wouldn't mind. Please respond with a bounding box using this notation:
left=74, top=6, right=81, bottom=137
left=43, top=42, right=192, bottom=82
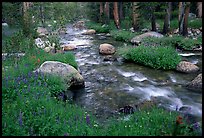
left=119, top=105, right=134, bottom=114
left=62, top=44, right=77, bottom=51
left=103, top=55, right=117, bottom=61
left=34, top=61, right=85, bottom=89
left=130, top=31, right=164, bottom=45
left=186, top=73, right=202, bottom=90
left=82, top=29, right=96, bottom=35
left=99, top=43, right=116, bottom=55
left=176, top=61, right=199, bottom=73
left=37, top=27, right=49, bottom=35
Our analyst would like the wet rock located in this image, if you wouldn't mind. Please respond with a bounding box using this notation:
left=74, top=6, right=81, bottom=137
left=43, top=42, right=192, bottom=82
left=2, top=22, right=8, bottom=26
left=103, top=55, right=117, bottom=61
left=106, top=33, right=111, bottom=37
left=98, top=36, right=107, bottom=40
left=141, top=28, right=149, bottom=33
left=73, top=20, right=85, bottom=29
left=44, top=47, right=54, bottom=53
left=176, top=61, right=199, bottom=73
left=62, top=44, right=77, bottom=51
left=58, top=27, right=67, bottom=35
left=37, top=27, right=49, bottom=35
left=34, top=61, right=85, bottom=89
left=131, top=31, right=164, bottom=45
left=179, top=105, right=192, bottom=112
left=99, top=43, right=116, bottom=55
left=82, top=29, right=96, bottom=35
left=119, top=105, right=135, bottom=114
left=189, top=13, right=196, bottom=18
left=186, top=73, right=202, bottom=90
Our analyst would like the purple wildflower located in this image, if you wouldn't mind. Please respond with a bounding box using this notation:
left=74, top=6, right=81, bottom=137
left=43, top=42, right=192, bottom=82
left=86, top=115, right=90, bottom=125
left=19, top=110, right=23, bottom=127
left=56, top=116, right=60, bottom=124
left=193, top=122, right=200, bottom=130
left=23, top=78, right=28, bottom=84
left=24, top=63, right=29, bottom=68
left=38, top=81, right=41, bottom=86
left=28, top=72, right=32, bottom=78
left=176, top=105, right=179, bottom=111
left=64, top=133, right=69, bottom=136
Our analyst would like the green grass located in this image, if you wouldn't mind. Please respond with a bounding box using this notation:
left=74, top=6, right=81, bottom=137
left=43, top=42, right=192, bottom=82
left=85, top=21, right=110, bottom=33
left=141, top=35, right=202, bottom=50
left=110, top=30, right=141, bottom=43
left=119, top=45, right=181, bottom=70
left=2, top=20, right=201, bottom=136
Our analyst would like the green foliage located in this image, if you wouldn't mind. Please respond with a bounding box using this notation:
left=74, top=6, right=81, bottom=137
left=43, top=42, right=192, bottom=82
left=141, top=36, right=202, bottom=50
left=119, top=45, right=181, bottom=70
left=85, top=21, right=110, bottom=33
left=104, top=107, right=200, bottom=136
left=110, top=30, right=140, bottom=42
left=188, top=18, right=202, bottom=29
left=2, top=30, right=34, bottom=53
left=155, top=10, right=179, bottom=20
left=2, top=2, right=23, bottom=27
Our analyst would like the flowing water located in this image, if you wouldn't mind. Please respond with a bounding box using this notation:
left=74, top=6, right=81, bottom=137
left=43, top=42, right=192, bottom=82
left=60, top=24, right=202, bottom=124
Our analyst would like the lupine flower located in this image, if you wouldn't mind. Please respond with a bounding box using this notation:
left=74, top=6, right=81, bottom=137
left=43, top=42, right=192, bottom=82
left=24, top=63, right=29, bottom=68
left=193, top=122, right=200, bottom=130
left=23, top=78, right=28, bottom=84
left=64, top=133, right=69, bottom=136
left=86, top=115, right=90, bottom=125
left=28, top=72, right=32, bottom=78
left=19, top=110, right=23, bottom=127
left=176, top=105, right=179, bottom=111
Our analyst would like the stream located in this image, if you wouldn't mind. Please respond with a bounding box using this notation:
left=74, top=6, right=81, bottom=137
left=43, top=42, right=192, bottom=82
left=60, top=24, right=202, bottom=124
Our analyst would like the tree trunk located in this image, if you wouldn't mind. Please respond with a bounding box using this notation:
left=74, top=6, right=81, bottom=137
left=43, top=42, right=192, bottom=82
left=183, top=2, right=190, bottom=36
left=23, top=2, right=31, bottom=36
left=104, top=2, right=110, bottom=24
left=179, top=2, right=185, bottom=35
left=178, top=2, right=182, bottom=22
left=163, top=2, right=172, bottom=34
left=40, top=3, right=45, bottom=27
left=197, top=2, right=202, bottom=18
left=99, top=2, right=104, bottom=24
left=151, top=13, right=156, bottom=31
left=132, top=2, right=139, bottom=31
left=113, top=2, right=120, bottom=29
left=119, top=2, right=124, bottom=20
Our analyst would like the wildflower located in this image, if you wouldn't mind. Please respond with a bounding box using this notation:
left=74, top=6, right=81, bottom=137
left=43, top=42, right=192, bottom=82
left=176, top=116, right=183, bottom=125
left=192, top=122, right=200, bottom=130
left=176, top=105, right=179, bottom=111
left=86, top=115, right=90, bottom=124
left=19, top=110, right=23, bottom=127
left=37, top=58, right=40, bottom=63
left=94, top=124, right=98, bottom=127
left=64, top=133, right=69, bottom=136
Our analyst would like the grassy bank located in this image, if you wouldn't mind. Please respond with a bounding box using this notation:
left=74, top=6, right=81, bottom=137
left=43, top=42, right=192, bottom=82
left=2, top=25, right=201, bottom=136
left=119, top=45, right=181, bottom=70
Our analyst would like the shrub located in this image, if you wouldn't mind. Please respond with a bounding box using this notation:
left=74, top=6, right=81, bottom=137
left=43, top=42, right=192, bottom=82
left=110, top=30, right=140, bottom=42
left=119, top=45, right=181, bottom=70
left=141, top=36, right=202, bottom=50
left=85, top=21, right=110, bottom=33
left=188, top=18, right=202, bottom=29
left=2, top=30, right=34, bottom=53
